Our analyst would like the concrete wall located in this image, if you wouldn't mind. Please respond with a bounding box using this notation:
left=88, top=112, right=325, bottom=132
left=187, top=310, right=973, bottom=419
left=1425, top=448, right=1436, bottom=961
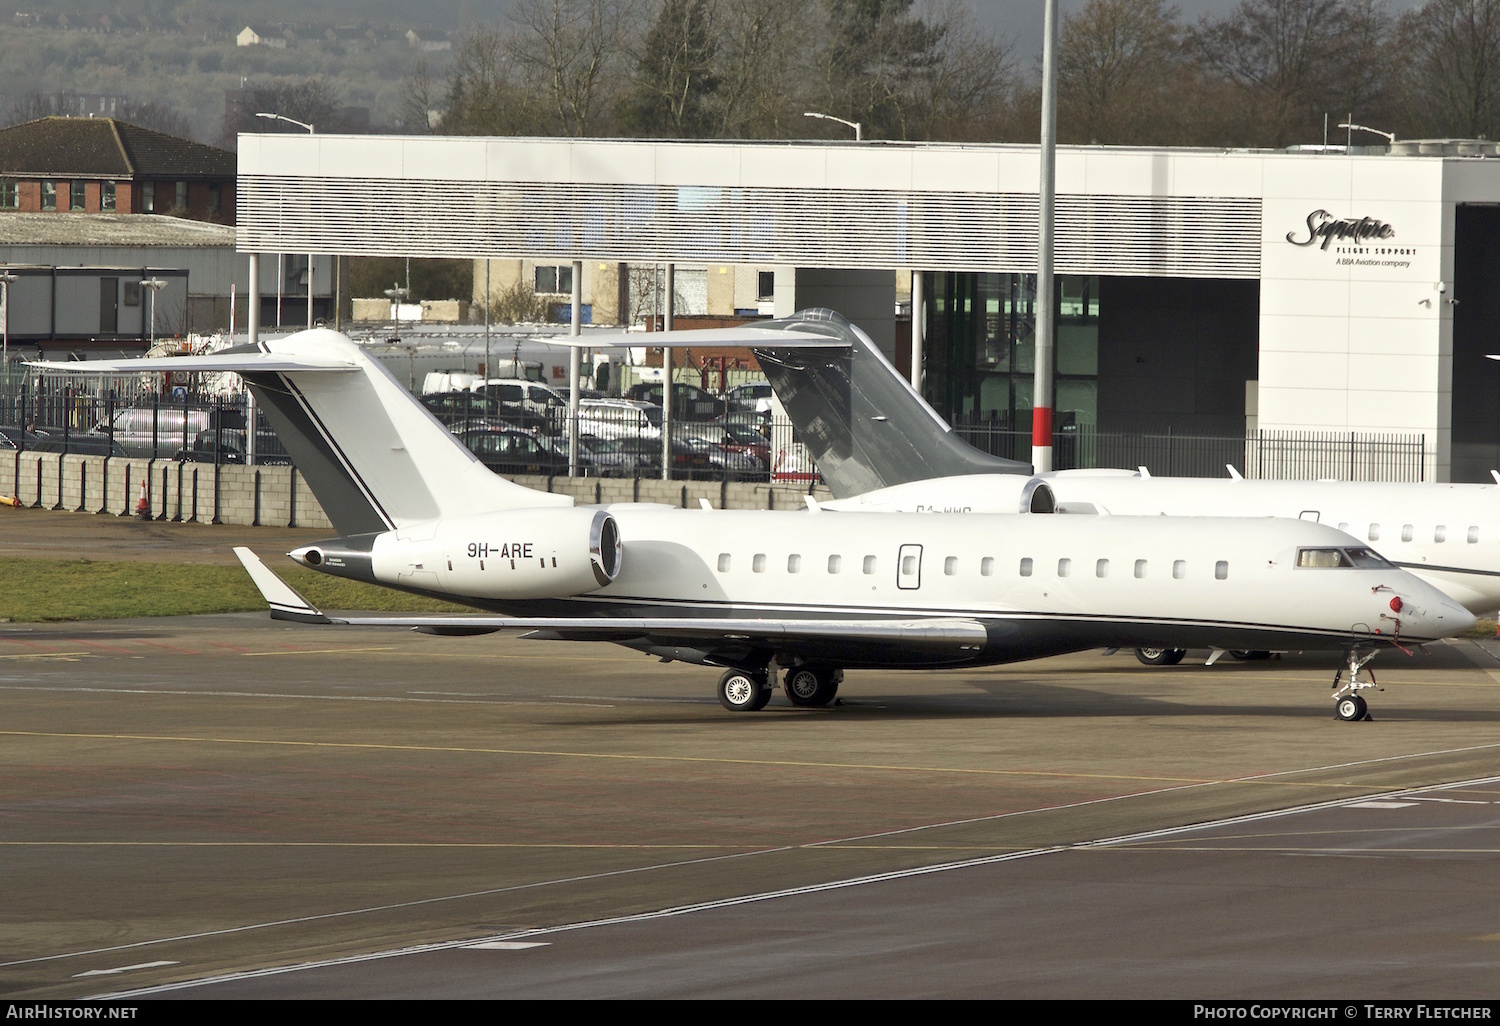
left=0, top=451, right=831, bottom=529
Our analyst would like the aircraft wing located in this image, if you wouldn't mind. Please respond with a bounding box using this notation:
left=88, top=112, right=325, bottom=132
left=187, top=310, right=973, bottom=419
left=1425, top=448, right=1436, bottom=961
left=234, top=548, right=988, bottom=649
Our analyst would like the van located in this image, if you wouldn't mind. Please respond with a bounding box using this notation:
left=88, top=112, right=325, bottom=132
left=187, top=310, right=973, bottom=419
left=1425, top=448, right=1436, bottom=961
left=95, top=406, right=246, bottom=458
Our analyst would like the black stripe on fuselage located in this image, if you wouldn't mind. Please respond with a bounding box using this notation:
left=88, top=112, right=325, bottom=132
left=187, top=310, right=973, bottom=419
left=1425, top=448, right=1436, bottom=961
left=242, top=371, right=392, bottom=536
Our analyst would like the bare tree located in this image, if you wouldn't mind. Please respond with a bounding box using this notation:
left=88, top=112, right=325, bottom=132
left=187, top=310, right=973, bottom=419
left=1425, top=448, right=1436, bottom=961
left=1058, top=0, right=1182, bottom=145
left=919, top=0, right=1018, bottom=141
left=1398, top=0, right=1500, bottom=139
left=439, top=26, right=543, bottom=136
left=709, top=0, right=806, bottom=137
left=509, top=0, right=633, bottom=136
left=1191, top=0, right=1395, bottom=148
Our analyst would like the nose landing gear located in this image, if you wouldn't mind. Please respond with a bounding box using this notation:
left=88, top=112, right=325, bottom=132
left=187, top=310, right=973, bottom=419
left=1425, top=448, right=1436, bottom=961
left=1332, top=648, right=1379, bottom=721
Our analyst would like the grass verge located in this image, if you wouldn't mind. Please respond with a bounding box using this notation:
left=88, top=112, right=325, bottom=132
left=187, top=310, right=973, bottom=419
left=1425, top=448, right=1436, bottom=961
left=0, top=557, right=473, bottom=622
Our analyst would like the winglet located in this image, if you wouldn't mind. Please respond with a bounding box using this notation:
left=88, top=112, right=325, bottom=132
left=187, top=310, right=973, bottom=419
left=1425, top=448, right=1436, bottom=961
left=233, top=547, right=330, bottom=624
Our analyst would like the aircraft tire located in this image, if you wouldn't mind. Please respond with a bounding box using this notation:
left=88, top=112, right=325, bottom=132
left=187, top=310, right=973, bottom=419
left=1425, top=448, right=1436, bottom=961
left=783, top=668, right=839, bottom=707
left=719, top=669, right=771, bottom=712
left=1335, top=695, right=1368, bottom=722
left=1135, top=647, right=1186, bottom=666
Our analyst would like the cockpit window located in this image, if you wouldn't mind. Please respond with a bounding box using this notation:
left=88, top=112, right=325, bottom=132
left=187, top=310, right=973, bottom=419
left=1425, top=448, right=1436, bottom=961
left=1345, top=547, right=1393, bottom=568
left=1298, top=548, right=1351, bottom=568
left=1297, top=547, right=1392, bottom=569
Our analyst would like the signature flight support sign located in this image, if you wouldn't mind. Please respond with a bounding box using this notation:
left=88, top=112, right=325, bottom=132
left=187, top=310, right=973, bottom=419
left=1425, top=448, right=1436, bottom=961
left=1286, top=210, right=1416, bottom=268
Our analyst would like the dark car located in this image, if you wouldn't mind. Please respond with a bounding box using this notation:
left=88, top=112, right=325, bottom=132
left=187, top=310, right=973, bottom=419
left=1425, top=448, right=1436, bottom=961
left=173, top=429, right=292, bottom=465
left=458, top=426, right=567, bottom=476
left=624, top=381, right=726, bottom=421
left=31, top=434, right=129, bottom=457
left=424, top=390, right=549, bottom=435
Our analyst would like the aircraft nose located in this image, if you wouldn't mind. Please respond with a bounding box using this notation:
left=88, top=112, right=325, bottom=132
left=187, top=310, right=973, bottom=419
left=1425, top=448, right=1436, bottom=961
left=1390, top=583, right=1475, bottom=640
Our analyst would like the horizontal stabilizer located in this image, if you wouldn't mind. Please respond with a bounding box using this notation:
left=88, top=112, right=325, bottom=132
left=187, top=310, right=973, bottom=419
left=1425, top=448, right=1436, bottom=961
left=30, top=353, right=357, bottom=374
left=233, top=547, right=330, bottom=624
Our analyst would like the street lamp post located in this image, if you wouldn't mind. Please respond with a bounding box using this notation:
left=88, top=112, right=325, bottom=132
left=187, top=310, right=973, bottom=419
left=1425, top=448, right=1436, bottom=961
left=802, top=111, right=862, bottom=141
left=140, top=277, right=167, bottom=347
left=1338, top=119, right=1396, bottom=146
left=255, top=113, right=316, bottom=331
left=383, top=283, right=409, bottom=343
left=0, top=270, right=15, bottom=384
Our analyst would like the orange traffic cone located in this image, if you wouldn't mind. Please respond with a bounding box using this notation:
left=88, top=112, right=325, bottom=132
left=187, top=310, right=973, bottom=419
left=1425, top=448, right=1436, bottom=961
left=135, top=479, right=151, bottom=520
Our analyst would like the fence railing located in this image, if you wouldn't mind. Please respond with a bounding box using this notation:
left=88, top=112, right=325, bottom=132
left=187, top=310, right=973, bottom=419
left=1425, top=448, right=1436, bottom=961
left=953, top=423, right=1428, bottom=483
left=6, top=374, right=1429, bottom=486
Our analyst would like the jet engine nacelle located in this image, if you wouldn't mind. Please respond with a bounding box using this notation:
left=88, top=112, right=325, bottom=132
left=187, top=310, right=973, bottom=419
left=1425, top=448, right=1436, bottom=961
left=365, top=507, right=622, bottom=600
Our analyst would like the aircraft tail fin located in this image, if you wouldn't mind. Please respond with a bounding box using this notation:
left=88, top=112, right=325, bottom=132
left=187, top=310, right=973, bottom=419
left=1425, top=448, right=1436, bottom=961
left=34, top=329, right=570, bottom=534
left=750, top=310, right=1032, bottom=499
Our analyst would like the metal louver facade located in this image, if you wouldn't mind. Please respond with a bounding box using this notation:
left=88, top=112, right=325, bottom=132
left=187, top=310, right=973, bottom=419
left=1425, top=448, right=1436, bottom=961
left=238, top=175, right=1261, bottom=280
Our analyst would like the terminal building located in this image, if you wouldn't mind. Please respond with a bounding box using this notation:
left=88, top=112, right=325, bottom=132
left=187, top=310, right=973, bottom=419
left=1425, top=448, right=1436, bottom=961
left=234, top=134, right=1500, bottom=482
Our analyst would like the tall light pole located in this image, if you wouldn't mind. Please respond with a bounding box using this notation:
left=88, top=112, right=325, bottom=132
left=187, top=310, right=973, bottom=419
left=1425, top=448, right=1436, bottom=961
left=0, top=270, right=15, bottom=383
left=803, top=111, right=862, bottom=141
left=140, top=277, right=167, bottom=347
left=1033, top=0, right=1060, bottom=474
left=384, top=283, right=409, bottom=344
left=255, top=113, right=316, bottom=331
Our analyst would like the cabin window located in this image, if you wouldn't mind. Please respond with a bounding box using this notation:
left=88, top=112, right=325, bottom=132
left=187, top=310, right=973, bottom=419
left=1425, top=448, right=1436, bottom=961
left=1368, top=524, right=1380, bottom=541
left=1019, top=557, right=1033, bottom=577
left=1469, top=526, right=1480, bottom=544
left=1215, top=560, right=1229, bottom=580
left=1134, top=559, right=1147, bottom=578
left=1337, top=522, right=1349, bottom=533
left=717, top=553, right=730, bottom=573
left=1096, top=559, right=1109, bottom=578
left=787, top=554, right=801, bottom=573
left=902, top=554, right=918, bottom=576
left=1401, top=524, right=1413, bottom=542
left=828, top=555, right=841, bottom=574
left=1172, top=560, right=1186, bottom=579
left=863, top=555, right=877, bottom=575
left=981, top=557, right=994, bottom=576
left=1435, top=525, right=1447, bottom=543
left=944, top=556, right=957, bottom=576
left=1057, top=558, right=1071, bottom=577
left=753, top=553, right=766, bottom=573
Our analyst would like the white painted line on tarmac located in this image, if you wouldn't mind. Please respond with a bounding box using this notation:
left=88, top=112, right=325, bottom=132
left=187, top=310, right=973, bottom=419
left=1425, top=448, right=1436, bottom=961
left=462, top=942, right=550, bottom=950
left=1346, top=800, right=1419, bottom=809
left=73, top=960, right=178, bottom=978
left=97, top=773, right=1500, bottom=999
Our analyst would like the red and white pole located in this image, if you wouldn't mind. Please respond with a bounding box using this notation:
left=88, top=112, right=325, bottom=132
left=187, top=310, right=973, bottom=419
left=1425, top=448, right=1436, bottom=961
left=1032, top=0, right=1059, bottom=474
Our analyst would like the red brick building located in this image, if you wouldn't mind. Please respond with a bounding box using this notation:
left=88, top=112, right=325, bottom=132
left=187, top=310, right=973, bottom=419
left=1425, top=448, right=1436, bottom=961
left=0, top=117, right=236, bottom=223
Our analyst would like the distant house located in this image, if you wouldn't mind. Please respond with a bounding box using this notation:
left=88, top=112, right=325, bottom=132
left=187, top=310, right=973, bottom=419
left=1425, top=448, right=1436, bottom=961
left=0, top=118, right=237, bottom=223
left=405, top=28, right=451, bottom=51
left=236, top=25, right=286, bottom=48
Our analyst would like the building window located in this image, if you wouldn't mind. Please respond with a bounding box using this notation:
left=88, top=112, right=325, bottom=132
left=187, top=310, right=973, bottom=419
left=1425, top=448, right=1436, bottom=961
left=101, top=180, right=115, bottom=211
left=70, top=181, right=85, bottom=211
left=41, top=180, right=56, bottom=210
left=142, top=181, right=155, bottom=213
left=757, top=270, right=774, bottom=301
left=208, top=182, right=221, bottom=214
left=535, top=265, right=573, bottom=294
left=175, top=181, right=187, bottom=210
left=0, top=179, right=16, bottom=208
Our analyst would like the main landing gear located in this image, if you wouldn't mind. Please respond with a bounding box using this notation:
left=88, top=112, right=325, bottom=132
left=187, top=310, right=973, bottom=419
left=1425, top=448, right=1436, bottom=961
left=1135, top=647, right=1186, bottom=666
left=715, top=666, right=844, bottom=711
left=1332, top=647, right=1380, bottom=721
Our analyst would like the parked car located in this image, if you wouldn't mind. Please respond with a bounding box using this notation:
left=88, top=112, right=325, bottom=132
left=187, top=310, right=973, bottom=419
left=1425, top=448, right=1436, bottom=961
left=726, top=380, right=774, bottom=413
left=679, top=433, right=765, bottom=479
left=477, top=379, right=568, bottom=420
left=457, top=426, right=566, bottom=476
left=0, top=425, right=42, bottom=451
left=625, top=381, right=726, bottom=421
left=173, top=429, right=292, bottom=465
left=31, top=434, right=129, bottom=457
left=422, top=390, right=548, bottom=434
left=574, top=398, right=662, bottom=440
left=94, top=405, right=245, bottom=458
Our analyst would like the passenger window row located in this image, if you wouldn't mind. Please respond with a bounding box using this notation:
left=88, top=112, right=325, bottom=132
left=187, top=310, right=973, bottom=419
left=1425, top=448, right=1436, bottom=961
left=1345, top=522, right=1479, bottom=544
left=715, top=553, right=1229, bottom=580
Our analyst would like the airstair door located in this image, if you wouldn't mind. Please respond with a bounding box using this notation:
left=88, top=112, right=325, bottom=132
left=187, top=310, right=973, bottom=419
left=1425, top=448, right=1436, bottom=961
left=897, top=544, right=923, bottom=590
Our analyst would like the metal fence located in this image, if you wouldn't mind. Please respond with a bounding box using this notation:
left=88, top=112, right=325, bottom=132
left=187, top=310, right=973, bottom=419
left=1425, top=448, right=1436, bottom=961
left=953, top=422, right=1428, bottom=483
left=6, top=371, right=1429, bottom=486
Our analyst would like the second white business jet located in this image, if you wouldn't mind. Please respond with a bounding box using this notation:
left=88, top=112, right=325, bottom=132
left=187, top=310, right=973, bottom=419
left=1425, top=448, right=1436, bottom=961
left=36, top=329, right=1473, bottom=720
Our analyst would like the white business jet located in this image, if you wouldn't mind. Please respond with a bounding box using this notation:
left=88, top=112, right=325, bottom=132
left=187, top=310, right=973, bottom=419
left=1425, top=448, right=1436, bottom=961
left=35, top=329, right=1473, bottom=720
left=620, top=311, right=1500, bottom=620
